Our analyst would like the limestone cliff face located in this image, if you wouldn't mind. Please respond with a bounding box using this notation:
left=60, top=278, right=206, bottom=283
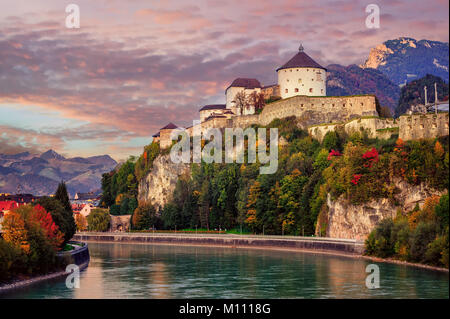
left=137, top=154, right=191, bottom=211
left=323, top=179, right=446, bottom=240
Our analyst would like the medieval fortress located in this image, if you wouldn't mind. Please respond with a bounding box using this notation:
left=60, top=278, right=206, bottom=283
left=152, top=44, right=449, bottom=148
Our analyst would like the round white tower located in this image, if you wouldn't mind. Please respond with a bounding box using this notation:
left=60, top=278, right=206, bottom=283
left=277, top=44, right=327, bottom=99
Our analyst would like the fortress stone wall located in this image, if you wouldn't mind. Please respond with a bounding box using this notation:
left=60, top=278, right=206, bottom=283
left=257, top=95, right=378, bottom=127
left=159, top=95, right=449, bottom=148
left=161, top=95, right=379, bottom=146
left=308, top=117, right=398, bottom=142
left=399, top=113, right=449, bottom=141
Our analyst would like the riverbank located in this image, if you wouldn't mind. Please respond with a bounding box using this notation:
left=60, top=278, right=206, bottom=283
left=0, top=242, right=90, bottom=295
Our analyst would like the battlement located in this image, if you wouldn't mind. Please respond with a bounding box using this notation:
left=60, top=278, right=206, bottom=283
left=399, top=112, right=449, bottom=141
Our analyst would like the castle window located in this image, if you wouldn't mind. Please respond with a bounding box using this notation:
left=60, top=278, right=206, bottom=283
left=321, top=89, right=324, bottom=94
left=343, top=104, right=346, bottom=107
left=285, top=89, right=288, bottom=93
left=312, top=79, right=314, bottom=81
left=361, top=102, right=364, bottom=106
left=295, top=88, right=299, bottom=93
left=307, top=69, right=309, bottom=72
left=322, top=103, right=325, bottom=107
left=298, top=79, right=302, bottom=83
left=287, top=79, right=289, bottom=82
left=332, top=104, right=335, bottom=107
left=290, top=69, right=292, bottom=72
left=296, top=69, right=299, bottom=71
left=301, top=104, right=304, bottom=107
left=420, top=125, right=424, bottom=129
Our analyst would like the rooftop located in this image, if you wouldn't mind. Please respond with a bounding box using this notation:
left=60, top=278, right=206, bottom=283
left=226, top=78, right=262, bottom=91
left=199, top=104, right=226, bottom=111
left=277, top=45, right=326, bottom=71
left=160, top=122, right=178, bottom=130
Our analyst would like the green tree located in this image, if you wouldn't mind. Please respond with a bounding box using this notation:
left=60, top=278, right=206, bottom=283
left=132, top=203, right=159, bottom=230
left=54, top=181, right=72, bottom=213
left=87, top=209, right=111, bottom=232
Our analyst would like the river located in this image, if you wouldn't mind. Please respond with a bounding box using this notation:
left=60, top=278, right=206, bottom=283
left=2, top=242, right=448, bottom=298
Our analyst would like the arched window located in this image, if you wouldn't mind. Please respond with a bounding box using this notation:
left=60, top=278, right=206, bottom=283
left=309, top=88, right=313, bottom=93
left=295, top=88, right=299, bottom=93
left=285, top=89, right=288, bottom=93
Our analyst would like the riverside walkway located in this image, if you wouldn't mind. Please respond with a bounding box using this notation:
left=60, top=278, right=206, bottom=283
left=73, top=232, right=365, bottom=256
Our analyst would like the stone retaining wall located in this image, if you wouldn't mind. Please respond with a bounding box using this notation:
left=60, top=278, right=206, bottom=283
left=73, top=233, right=365, bottom=255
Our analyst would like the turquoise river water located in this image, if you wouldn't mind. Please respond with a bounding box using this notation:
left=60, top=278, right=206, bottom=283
left=2, top=242, right=448, bottom=298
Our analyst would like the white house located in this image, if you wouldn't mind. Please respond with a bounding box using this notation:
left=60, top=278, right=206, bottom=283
left=277, top=44, right=327, bottom=99
left=225, top=78, right=262, bottom=115
left=79, top=204, right=94, bottom=218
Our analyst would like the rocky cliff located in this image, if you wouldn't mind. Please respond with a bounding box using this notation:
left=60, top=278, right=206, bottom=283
left=137, top=154, right=191, bottom=211
left=322, top=179, right=446, bottom=240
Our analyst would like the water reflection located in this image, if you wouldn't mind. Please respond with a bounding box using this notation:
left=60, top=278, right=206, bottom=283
left=2, top=242, right=448, bottom=299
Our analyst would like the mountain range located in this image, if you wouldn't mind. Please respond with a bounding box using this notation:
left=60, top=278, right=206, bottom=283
left=326, top=37, right=448, bottom=112
left=0, top=150, right=117, bottom=197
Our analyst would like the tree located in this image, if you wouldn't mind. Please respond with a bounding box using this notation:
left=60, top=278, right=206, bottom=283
left=34, top=197, right=75, bottom=245
left=249, top=91, right=265, bottom=112
left=87, top=209, right=111, bottom=232
left=30, top=205, right=64, bottom=250
left=1, top=210, right=29, bottom=253
left=234, top=91, right=249, bottom=115
left=245, top=181, right=260, bottom=233
left=75, top=214, right=88, bottom=232
left=132, top=202, right=158, bottom=230
left=54, top=181, right=72, bottom=213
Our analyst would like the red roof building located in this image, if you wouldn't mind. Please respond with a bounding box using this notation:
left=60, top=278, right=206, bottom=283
left=0, top=201, right=20, bottom=212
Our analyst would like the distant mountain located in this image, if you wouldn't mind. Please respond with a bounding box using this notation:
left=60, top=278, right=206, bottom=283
left=40, top=149, right=66, bottom=161
left=0, top=150, right=117, bottom=197
left=360, top=37, right=449, bottom=86
left=395, top=74, right=449, bottom=117
left=326, top=64, right=400, bottom=111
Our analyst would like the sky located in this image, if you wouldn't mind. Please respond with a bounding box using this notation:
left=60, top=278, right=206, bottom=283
left=0, top=0, right=448, bottom=161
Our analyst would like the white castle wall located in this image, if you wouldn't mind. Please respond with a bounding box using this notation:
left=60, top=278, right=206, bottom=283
left=277, top=67, right=326, bottom=99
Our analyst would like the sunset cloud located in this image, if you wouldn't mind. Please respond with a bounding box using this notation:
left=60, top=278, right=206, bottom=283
left=0, top=0, right=448, bottom=160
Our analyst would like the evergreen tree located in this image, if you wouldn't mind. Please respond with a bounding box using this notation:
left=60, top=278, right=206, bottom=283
left=54, top=181, right=72, bottom=213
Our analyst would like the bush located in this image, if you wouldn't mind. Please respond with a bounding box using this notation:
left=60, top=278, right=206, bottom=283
left=0, top=239, right=26, bottom=283
left=87, top=209, right=111, bottom=232
left=409, top=222, right=437, bottom=263
left=365, top=218, right=395, bottom=258
left=425, top=233, right=448, bottom=267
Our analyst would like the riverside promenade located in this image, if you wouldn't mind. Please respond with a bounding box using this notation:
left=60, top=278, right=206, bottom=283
left=73, top=232, right=365, bottom=256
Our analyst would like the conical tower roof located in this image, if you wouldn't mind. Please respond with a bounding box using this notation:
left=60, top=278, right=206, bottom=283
left=277, top=44, right=326, bottom=71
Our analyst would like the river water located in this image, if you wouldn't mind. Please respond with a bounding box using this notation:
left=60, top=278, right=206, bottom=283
left=2, top=242, right=448, bottom=298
